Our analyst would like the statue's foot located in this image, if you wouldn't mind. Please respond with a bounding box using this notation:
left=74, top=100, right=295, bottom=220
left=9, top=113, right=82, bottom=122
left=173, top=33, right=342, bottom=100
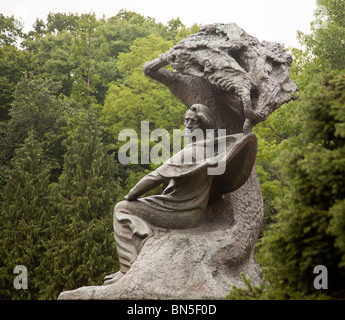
left=104, top=271, right=125, bottom=285
left=104, top=272, right=116, bottom=282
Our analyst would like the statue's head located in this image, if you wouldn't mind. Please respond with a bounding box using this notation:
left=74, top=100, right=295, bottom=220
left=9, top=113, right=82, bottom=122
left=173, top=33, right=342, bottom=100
left=184, top=104, right=214, bottom=137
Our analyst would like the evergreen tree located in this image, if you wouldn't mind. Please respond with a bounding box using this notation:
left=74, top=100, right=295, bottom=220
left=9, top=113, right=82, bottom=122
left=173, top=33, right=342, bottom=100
left=228, top=0, right=345, bottom=300
left=70, top=13, right=99, bottom=106
left=257, top=71, right=345, bottom=299
left=0, top=74, right=70, bottom=184
left=43, top=108, right=120, bottom=298
left=0, top=45, right=32, bottom=121
left=253, top=100, right=302, bottom=232
left=0, top=14, right=32, bottom=121
left=0, top=131, right=51, bottom=299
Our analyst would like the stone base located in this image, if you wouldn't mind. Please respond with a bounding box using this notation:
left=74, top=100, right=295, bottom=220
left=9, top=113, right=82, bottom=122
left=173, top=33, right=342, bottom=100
left=58, top=169, right=263, bottom=300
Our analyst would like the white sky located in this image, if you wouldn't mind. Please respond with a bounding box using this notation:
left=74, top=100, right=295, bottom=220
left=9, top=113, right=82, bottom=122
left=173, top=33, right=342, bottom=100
left=1, top=0, right=318, bottom=48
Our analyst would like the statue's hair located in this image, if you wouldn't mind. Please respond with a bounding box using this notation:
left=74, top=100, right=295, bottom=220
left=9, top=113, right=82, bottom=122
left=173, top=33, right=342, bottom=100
left=189, top=104, right=215, bottom=130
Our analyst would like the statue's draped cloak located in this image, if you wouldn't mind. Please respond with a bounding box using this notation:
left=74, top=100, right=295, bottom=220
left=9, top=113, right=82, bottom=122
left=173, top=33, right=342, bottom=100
left=157, top=133, right=258, bottom=193
left=114, top=133, right=258, bottom=271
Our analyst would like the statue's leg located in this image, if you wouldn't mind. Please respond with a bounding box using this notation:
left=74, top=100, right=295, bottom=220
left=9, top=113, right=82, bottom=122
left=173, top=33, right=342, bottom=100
left=105, top=196, right=205, bottom=284
left=104, top=201, right=153, bottom=284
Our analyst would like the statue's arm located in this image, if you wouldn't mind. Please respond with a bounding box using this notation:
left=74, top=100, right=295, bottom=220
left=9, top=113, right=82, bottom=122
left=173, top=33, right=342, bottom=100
left=143, top=54, right=183, bottom=91
left=125, top=170, right=167, bottom=201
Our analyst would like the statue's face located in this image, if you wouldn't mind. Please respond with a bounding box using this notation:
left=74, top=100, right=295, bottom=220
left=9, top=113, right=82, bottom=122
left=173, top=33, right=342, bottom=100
left=184, top=110, right=201, bottom=136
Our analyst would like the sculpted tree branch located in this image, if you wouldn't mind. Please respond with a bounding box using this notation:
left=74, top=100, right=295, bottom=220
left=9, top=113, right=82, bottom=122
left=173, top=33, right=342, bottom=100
left=144, top=23, right=298, bottom=133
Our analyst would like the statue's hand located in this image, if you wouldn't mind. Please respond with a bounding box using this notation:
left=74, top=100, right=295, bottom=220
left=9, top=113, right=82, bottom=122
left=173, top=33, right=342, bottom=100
left=124, top=171, right=165, bottom=201
left=143, top=61, right=154, bottom=75
left=158, top=53, right=168, bottom=62
left=124, top=194, right=136, bottom=201
left=143, top=53, right=169, bottom=75
left=125, top=189, right=138, bottom=201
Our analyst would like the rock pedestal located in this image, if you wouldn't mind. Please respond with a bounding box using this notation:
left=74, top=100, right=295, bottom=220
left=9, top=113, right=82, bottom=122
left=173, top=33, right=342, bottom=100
left=58, top=168, right=263, bottom=300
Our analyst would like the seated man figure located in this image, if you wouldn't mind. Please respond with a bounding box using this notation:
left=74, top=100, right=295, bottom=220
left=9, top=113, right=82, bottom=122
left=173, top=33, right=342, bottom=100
left=104, top=104, right=257, bottom=284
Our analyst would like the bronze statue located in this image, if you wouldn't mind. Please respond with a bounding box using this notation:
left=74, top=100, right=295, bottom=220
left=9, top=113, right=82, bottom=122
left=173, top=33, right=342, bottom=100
left=104, top=104, right=257, bottom=284
left=58, top=23, right=297, bottom=300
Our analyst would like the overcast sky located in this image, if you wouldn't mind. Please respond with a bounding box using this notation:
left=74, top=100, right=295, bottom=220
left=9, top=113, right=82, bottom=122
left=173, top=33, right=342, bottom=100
left=2, top=0, right=318, bottom=48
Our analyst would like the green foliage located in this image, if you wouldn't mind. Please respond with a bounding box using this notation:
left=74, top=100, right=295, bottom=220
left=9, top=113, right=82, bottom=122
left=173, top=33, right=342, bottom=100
left=0, top=14, right=32, bottom=120
left=256, top=71, right=345, bottom=300
left=70, top=13, right=99, bottom=105
left=23, top=10, right=190, bottom=106
left=230, top=72, right=345, bottom=301
left=0, top=14, right=23, bottom=46
left=226, top=273, right=330, bottom=300
left=102, top=34, right=185, bottom=138
left=226, top=274, right=270, bottom=300
left=254, top=99, right=302, bottom=230
left=46, top=12, right=80, bottom=33
left=230, top=0, right=345, bottom=299
left=0, top=9, right=198, bottom=299
left=0, top=74, right=70, bottom=184
left=42, top=108, right=121, bottom=298
left=0, top=131, right=51, bottom=299
left=301, top=0, right=345, bottom=70
left=0, top=45, right=32, bottom=120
